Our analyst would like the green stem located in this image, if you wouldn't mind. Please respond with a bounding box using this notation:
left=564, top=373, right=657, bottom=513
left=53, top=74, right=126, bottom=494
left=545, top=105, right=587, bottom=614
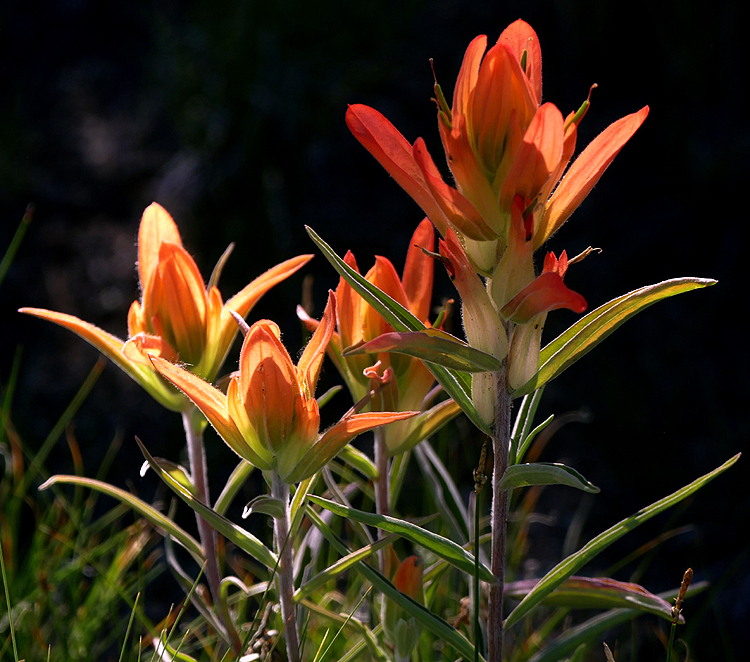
left=488, top=363, right=511, bottom=662
left=473, top=490, right=483, bottom=662
left=271, top=470, right=300, bottom=661
left=182, top=409, right=240, bottom=654
left=374, top=427, right=390, bottom=571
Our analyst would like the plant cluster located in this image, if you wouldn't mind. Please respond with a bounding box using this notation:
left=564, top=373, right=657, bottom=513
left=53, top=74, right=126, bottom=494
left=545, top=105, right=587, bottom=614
left=3, top=19, right=737, bottom=662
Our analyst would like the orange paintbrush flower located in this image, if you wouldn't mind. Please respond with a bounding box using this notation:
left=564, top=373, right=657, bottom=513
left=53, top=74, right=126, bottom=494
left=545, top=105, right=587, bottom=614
left=20, top=203, right=312, bottom=411
left=152, top=292, right=417, bottom=483
left=502, top=250, right=587, bottom=389
left=346, top=19, right=648, bottom=274
left=299, top=219, right=459, bottom=455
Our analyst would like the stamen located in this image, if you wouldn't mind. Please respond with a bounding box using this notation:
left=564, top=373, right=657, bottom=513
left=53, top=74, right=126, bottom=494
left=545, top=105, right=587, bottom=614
left=568, top=246, right=602, bottom=266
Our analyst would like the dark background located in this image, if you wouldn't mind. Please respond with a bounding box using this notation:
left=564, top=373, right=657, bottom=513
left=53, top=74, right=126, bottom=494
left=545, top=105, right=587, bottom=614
left=1, top=1, right=747, bottom=659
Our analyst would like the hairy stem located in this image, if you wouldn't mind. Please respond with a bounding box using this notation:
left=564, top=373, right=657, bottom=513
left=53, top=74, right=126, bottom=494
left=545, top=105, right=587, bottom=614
left=488, top=364, right=511, bottom=662
left=271, top=470, right=300, bottom=662
left=182, top=409, right=240, bottom=654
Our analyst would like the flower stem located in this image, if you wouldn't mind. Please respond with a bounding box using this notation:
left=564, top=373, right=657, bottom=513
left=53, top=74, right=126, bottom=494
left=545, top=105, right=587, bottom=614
left=271, top=470, right=300, bottom=662
left=488, top=363, right=511, bottom=662
left=374, top=427, right=390, bottom=571
left=182, top=408, right=240, bottom=654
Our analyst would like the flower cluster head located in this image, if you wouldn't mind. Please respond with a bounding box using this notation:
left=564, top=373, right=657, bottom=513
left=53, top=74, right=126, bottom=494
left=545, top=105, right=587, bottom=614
left=20, top=203, right=312, bottom=411
left=153, top=292, right=417, bottom=483
left=346, top=19, right=648, bottom=397
left=299, top=219, right=459, bottom=455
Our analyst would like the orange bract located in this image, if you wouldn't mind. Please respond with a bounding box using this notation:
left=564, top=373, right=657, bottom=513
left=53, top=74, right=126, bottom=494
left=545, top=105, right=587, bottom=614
left=346, top=19, right=647, bottom=275
left=153, top=292, right=417, bottom=482
left=300, top=219, right=455, bottom=455
left=20, top=203, right=312, bottom=411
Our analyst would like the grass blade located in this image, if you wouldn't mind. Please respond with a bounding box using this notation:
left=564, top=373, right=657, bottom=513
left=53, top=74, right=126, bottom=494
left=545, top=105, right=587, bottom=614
left=39, top=474, right=204, bottom=562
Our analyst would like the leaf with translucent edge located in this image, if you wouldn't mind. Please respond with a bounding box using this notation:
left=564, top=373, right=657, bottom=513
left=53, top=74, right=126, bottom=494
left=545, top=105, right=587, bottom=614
left=135, top=437, right=278, bottom=569
left=388, top=398, right=462, bottom=457
left=214, top=459, right=255, bottom=516
left=498, top=462, right=600, bottom=493
left=306, top=505, right=483, bottom=662
left=525, top=583, right=707, bottom=662
left=344, top=329, right=503, bottom=372
left=337, top=444, right=379, bottom=480
left=140, top=458, right=195, bottom=496
left=513, top=278, right=717, bottom=396
left=242, top=495, right=285, bottom=519
left=306, top=226, right=489, bottom=433
left=39, top=475, right=204, bottom=564
left=506, top=576, right=679, bottom=622
left=504, top=453, right=740, bottom=628
left=308, top=495, right=494, bottom=582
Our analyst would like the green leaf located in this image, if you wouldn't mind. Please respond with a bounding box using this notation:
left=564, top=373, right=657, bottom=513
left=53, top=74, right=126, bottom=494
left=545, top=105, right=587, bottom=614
left=306, top=506, right=482, bottom=662
left=139, top=458, right=195, bottom=496
left=337, top=444, right=379, bottom=480
left=135, top=437, right=278, bottom=569
left=388, top=399, right=462, bottom=457
left=306, top=226, right=489, bottom=433
left=214, top=459, right=255, bottom=516
left=504, top=453, right=739, bottom=628
left=525, top=583, right=707, bottom=662
left=514, top=278, right=717, bottom=396
left=308, top=495, right=493, bottom=582
left=344, top=329, right=503, bottom=372
left=295, top=532, right=399, bottom=601
left=498, top=463, right=600, bottom=493
left=515, top=415, right=554, bottom=465
left=38, top=475, right=204, bottom=564
left=414, top=443, right=470, bottom=544
left=509, top=387, right=545, bottom=465
left=505, top=576, right=678, bottom=622
left=317, top=384, right=343, bottom=409
left=242, top=496, right=285, bottom=519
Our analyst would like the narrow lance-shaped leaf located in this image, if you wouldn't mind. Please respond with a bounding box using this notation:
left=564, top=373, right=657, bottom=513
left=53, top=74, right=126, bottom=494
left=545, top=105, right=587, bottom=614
left=513, top=278, right=717, bottom=396
left=344, top=329, right=503, bottom=372
left=498, top=462, right=600, bottom=493
left=505, top=576, right=679, bottom=622
left=525, top=583, right=707, bottom=662
left=306, top=505, right=483, bottom=662
left=306, top=226, right=488, bottom=433
left=308, top=495, right=494, bottom=582
left=136, top=437, right=278, bottom=569
left=504, top=453, right=740, bottom=628
left=39, top=475, right=204, bottom=564
left=295, top=531, right=401, bottom=601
